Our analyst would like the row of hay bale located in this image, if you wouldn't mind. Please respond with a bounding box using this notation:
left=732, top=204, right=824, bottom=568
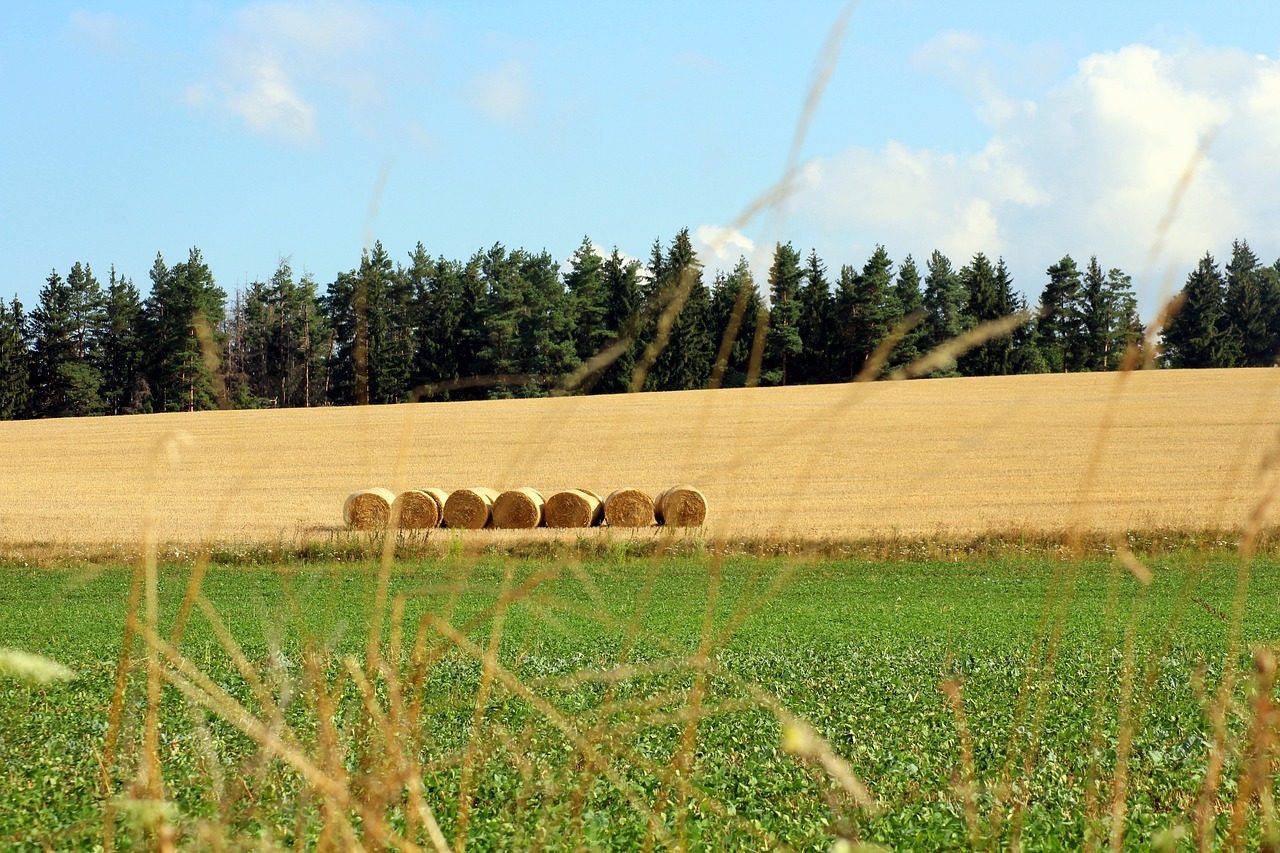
left=343, top=485, right=707, bottom=531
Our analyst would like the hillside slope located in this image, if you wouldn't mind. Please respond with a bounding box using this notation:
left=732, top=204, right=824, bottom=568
left=1, top=368, right=1277, bottom=545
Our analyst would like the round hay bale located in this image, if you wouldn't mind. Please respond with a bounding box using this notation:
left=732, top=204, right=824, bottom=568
left=492, top=487, right=546, bottom=529
left=603, top=488, right=655, bottom=528
left=442, top=487, right=499, bottom=529
left=545, top=489, right=604, bottom=528
left=655, top=485, right=708, bottom=527
left=344, top=488, right=396, bottom=531
left=421, top=487, right=450, bottom=515
left=391, top=489, right=447, bottom=529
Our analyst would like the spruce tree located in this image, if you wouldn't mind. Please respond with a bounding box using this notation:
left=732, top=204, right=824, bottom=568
left=763, top=242, right=804, bottom=385
left=844, top=245, right=898, bottom=379
left=563, top=236, right=610, bottom=364
left=795, top=249, right=833, bottom=384
left=1038, top=255, right=1083, bottom=373
left=141, top=248, right=228, bottom=412
left=478, top=242, right=523, bottom=396
left=1161, top=252, right=1225, bottom=369
left=957, top=252, right=1008, bottom=376
left=29, top=264, right=106, bottom=417
left=100, top=267, right=148, bottom=414
left=707, top=257, right=762, bottom=388
left=1105, top=269, right=1145, bottom=369
left=364, top=242, right=411, bottom=405
left=1078, top=257, right=1110, bottom=372
left=891, top=254, right=925, bottom=370
left=597, top=248, right=643, bottom=394
left=1221, top=239, right=1272, bottom=366
left=516, top=249, right=578, bottom=393
left=651, top=229, right=712, bottom=391
left=1010, top=293, right=1047, bottom=374
left=921, top=250, right=966, bottom=375
left=0, top=296, right=31, bottom=419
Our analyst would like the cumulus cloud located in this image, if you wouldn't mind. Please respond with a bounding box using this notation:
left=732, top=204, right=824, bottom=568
left=793, top=41, right=1280, bottom=314
left=469, top=60, right=532, bottom=126
left=187, top=0, right=392, bottom=142
left=692, top=225, right=756, bottom=265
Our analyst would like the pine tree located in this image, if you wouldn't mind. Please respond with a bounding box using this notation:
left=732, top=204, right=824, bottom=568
left=0, top=296, right=31, bottom=419
left=707, top=258, right=762, bottom=388
left=921, top=250, right=966, bottom=375
left=100, top=267, right=148, bottom=414
left=1221, top=239, right=1273, bottom=367
left=1161, top=252, right=1226, bottom=369
left=795, top=250, right=833, bottom=384
left=763, top=242, right=803, bottom=386
left=233, top=258, right=328, bottom=408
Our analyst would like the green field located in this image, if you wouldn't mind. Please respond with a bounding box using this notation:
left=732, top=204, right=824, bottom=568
left=2, top=551, right=1278, bottom=850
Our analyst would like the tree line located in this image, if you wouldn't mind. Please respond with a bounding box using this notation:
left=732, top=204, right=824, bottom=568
left=0, top=231, right=1276, bottom=420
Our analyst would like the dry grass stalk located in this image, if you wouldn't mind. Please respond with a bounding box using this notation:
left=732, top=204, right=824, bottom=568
left=392, top=488, right=448, bottom=530
left=544, top=489, right=604, bottom=528
left=655, top=485, right=708, bottom=527
left=343, top=488, right=396, bottom=531
left=491, top=487, right=546, bottom=529
left=442, top=487, right=499, bottom=530
left=604, top=488, right=655, bottom=528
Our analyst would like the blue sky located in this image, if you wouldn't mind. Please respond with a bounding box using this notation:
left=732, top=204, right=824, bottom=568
left=3, top=1, right=1279, bottom=318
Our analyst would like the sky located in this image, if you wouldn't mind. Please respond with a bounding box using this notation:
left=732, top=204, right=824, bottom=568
left=3, top=1, right=1280, bottom=319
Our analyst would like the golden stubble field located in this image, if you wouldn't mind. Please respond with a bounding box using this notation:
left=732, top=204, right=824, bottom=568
left=2, top=367, right=1278, bottom=547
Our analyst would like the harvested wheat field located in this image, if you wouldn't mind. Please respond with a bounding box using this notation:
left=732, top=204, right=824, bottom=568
left=1, top=368, right=1278, bottom=546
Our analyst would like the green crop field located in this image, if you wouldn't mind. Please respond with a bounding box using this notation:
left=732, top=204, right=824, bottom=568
left=3, top=551, right=1277, bottom=850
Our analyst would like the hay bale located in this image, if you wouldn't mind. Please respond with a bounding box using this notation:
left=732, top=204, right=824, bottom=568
left=344, top=488, right=396, bottom=530
left=492, top=487, right=546, bottom=529
left=545, top=489, right=604, bottom=528
left=603, top=488, right=655, bottom=528
left=443, top=487, right=500, bottom=529
left=391, top=488, right=448, bottom=529
left=655, top=485, right=708, bottom=527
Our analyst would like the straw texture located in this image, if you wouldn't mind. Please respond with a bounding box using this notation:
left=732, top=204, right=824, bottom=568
left=655, top=485, right=708, bottom=527
left=392, top=488, right=448, bottom=529
left=492, top=487, right=546, bottom=529
left=545, top=489, right=604, bottom=528
left=603, top=488, right=655, bottom=528
left=442, top=487, right=500, bottom=529
left=343, top=488, right=396, bottom=530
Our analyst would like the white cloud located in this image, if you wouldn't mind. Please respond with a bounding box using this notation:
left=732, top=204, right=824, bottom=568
left=692, top=225, right=756, bottom=265
left=187, top=0, right=394, bottom=143
left=225, top=60, right=316, bottom=142
left=793, top=42, right=1280, bottom=315
left=469, top=60, right=532, bottom=126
